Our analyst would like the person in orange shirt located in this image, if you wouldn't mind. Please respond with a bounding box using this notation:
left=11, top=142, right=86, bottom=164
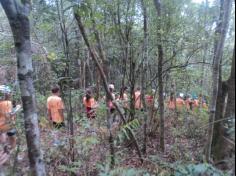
left=134, top=87, right=143, bottom=110
left=167, top=93, right=176, bottom=110
left=0, top=86, right=17, bottom=150
left=185, top=95, right=194, bottom=111
left=83, top=89, right=97, bottom=119
left=176, top=96, right=185, bottom=110
left=193, top=99, right=199, bottom=110
left=47, top=86, right=65, bottom=129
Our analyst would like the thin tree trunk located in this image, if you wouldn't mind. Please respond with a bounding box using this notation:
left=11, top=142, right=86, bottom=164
left=141, top=0, right=148, bottom=155
left=0, top=0, right=46, bottom=175
left=205, top=0, right=232, bottom=162
left=153, top=0, right=165, bottom=152
left=200, top=0, right=209, bottom=94
left=56, top=0, right=75, bottom=163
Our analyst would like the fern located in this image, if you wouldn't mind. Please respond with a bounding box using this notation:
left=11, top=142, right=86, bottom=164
left=117, top=119, right=141, bottom=143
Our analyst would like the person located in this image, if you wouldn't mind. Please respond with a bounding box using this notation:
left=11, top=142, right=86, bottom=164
left=0, top=85, right=17, bottom=150
left=134, top=87, right=143, bottom=110
left=176, top=95, right=185, bottom=110
left=193, top=98, right=199, bottom=110
left=108, top=84, right=116, bottom=114
left=83, top=89, right=97, bottom=119
left=185, top=95, right=193, bottom=111
left=47, top=86, right=65, bottom=129
left=119, top=87, right=129, bottom=106
left=167, top=93, right=176, bottom=110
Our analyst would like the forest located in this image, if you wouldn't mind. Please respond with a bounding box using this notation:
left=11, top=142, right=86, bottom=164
left=0, top=0, right=235, bottom=175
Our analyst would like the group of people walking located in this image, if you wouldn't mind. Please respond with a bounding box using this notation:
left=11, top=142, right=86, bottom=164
left=167, top=93, right=208, bottom=111
left=47, top=84, right=208, bottom=127
left=0, top=83, right=208, bottom=166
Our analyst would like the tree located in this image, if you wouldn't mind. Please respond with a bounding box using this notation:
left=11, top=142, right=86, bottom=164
left=153, top=0, right=165, bottom=152
left=205, top=0, right=232, bottom=162
left=0, top=0, right=46, bottom=175
left=212, top=43, right=235, bottom=161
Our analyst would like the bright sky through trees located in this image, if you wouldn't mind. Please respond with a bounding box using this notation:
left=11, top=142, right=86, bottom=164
left=192, top=0, right=213, bottom=4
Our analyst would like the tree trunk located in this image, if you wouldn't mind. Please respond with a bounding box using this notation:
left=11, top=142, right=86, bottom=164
left=224, top=45, right=235, bottom=122
left=212, top=44, right=235, bottom=161
left=153, top=0, right=165, bottom=152
left=141, top=0, right=148, bottom=155
left=0, top=0, right=46, bottom=175
left=201, top=0, right=209, bottom=94
left=212, top=78, right=228, bottom=160
left=205, top=0, right=232, bottom=162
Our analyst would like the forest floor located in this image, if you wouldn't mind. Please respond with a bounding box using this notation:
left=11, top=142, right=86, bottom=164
left=1, top=108, right=212, bottom=176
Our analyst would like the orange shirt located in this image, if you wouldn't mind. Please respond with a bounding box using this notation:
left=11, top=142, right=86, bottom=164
left=0, top=100, right=12, bottom=131
left=193, top=99, right=199, bottom=108
left=168, top=99, right=175, bottom=110
left=134, top=91, right=143, bottom=109
left=83, top=97, right=96, bottom=108
left=176, top=98, right=185, bottom=109
left=47, top=95, right=64, bottom=123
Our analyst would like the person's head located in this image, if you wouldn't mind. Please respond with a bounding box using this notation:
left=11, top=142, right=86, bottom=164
left=136, top=87, right=141, bottom=91
left=51, top=86, right=60, bottom=96
left=109, top=84, right=115, bottom=93
left=4, top=93, right=11, bottom=100
left=0, top=85, right=11, bottom=101
left=179, top=93, right=184, bottom=99
left=121, top=86, right=128, bottom=93
left=85, top=88, right=92, bottom=101
left=152, top=89, right=156, bottom=95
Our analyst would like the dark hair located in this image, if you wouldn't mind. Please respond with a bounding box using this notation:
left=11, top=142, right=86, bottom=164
left=121, top=86, right=128, bottom=94
left=51, top=86, right=60, bottom=94
left=136, top=87, right=141, bottom=91
left=86, top=89, right=92, bottom=102
left=123, top=86, right=128, bottom=91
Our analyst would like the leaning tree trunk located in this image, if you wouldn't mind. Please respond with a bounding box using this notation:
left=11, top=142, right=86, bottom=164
left=0, top=0, right=46, bottom=175
left=205, top=0, right=232, bottom=162
left=153, top=0, right=165, bottom=153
